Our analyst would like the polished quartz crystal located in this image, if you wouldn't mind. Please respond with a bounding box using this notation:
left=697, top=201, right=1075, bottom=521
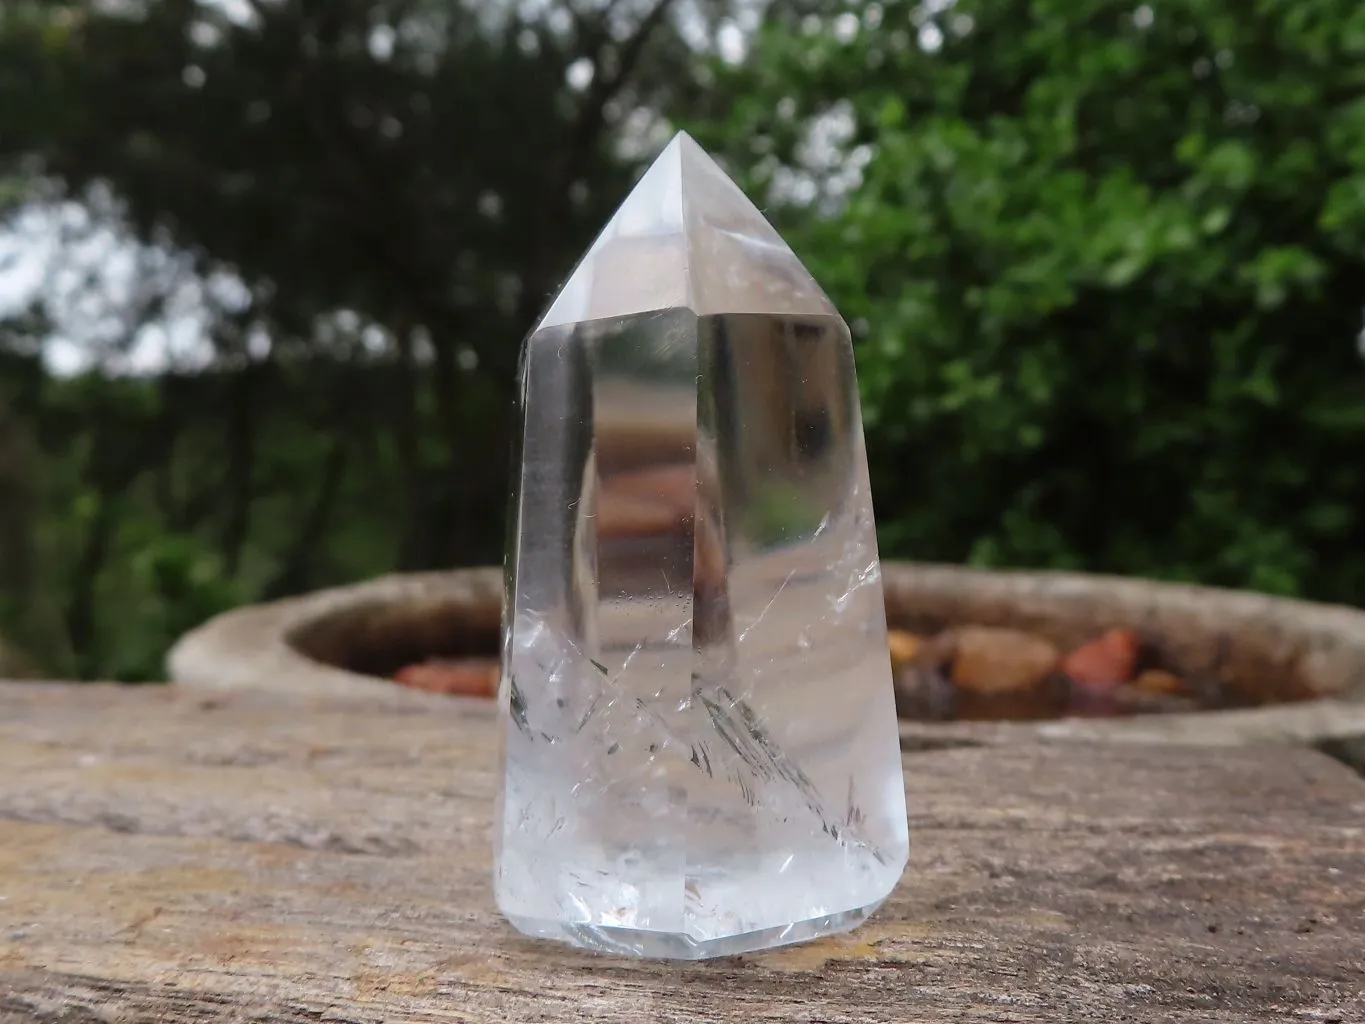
left=495, top=131, right=908, bottom=960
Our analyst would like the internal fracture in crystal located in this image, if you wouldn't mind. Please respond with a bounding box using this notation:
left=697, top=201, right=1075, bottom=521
left=495, top=131, right=908, bottom=960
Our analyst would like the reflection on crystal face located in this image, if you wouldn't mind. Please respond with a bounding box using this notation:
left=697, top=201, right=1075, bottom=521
left=495, top=132, right=908, bottom=960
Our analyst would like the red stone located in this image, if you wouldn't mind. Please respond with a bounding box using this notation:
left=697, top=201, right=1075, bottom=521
left=1061, top=628, right=1141, bottom=690
left=393, top=659, right=498, bottom=698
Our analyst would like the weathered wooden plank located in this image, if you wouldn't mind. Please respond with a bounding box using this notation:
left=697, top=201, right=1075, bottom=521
left=0, top=683, right=1362, bottom=1023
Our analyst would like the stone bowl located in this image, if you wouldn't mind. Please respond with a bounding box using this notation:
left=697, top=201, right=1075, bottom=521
left=167, top=564, right=1365, bottom=753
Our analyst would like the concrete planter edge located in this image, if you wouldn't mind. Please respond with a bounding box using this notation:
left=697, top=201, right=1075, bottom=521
left=167, top=563, right=1365, bottom=749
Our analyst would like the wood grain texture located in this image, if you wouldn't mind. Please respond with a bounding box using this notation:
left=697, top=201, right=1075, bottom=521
left=1, top=683, right=1363, bottom=1023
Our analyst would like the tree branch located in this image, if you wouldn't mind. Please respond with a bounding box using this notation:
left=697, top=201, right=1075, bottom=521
left=570, top=0, right=677, bottom=181
left=516, top=0, right=679, bottom=326
left=567, top=0, right=631, bottom=56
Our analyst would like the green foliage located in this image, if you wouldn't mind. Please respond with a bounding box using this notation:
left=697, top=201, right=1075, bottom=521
left=106, top=534, right=245, bottom=681
left=0, top=0, right=728, bottom=680
left=4, top=0, right=1365, bottom=681
left=698, top=0, right=1365, bottom=602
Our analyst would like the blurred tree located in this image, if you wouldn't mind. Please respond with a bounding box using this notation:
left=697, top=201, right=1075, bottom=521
left=9, top=0, right=1365, bottom=680
left=0, top=385, right=32, bottom=628
left=0, top=0, right=695, bottom=568
left=0, top=343, right=51, bottom=676
left=0, top=0, right=759, bottom=677
left=699, top=0, right=1365, bottom=600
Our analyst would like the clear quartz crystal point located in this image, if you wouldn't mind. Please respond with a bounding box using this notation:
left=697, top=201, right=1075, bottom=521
left=495, top=131, right=908, bottom=960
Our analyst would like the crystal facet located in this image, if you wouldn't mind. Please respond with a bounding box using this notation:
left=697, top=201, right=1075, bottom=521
left=495, top=132, right=908, bottom=960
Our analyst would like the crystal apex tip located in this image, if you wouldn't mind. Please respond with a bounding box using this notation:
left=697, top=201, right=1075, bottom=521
left=532, top=128, right=838, bottom=330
